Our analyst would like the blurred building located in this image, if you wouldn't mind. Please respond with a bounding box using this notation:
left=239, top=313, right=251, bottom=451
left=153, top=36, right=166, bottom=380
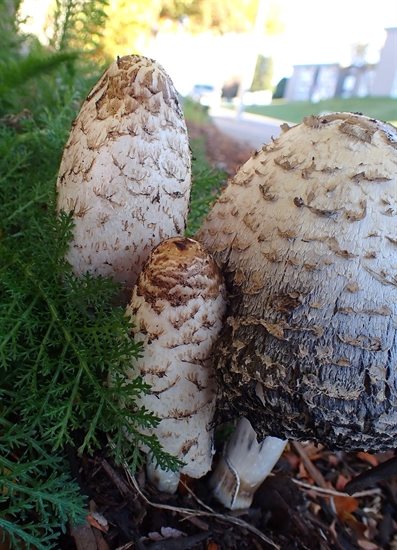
left=285, top=64, right=340, bottom=101
left=371, top=27, right=397, bottom=96
left=285, top=27, right=397, bottom=101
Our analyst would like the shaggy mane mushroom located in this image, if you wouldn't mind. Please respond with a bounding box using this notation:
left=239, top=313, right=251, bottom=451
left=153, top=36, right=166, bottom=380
left=124, top=236, right=227, bottom=492
left=57, top=55, right=191, bottom=302
left=196, top=112, right=397, bottom=508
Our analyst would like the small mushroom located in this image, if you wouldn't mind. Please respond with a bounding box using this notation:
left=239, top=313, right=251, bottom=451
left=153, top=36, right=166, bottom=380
left=197, top=113, right=397, bottom=507
left=124, top=237, right=227, bottom=492
left=57, top=55, right=191, bottom=301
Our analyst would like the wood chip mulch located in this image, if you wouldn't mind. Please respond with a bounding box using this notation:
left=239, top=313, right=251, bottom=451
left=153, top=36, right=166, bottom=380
left=61, top=442, right=397, bottom=550
left=186, top=119, right=254, bottom=176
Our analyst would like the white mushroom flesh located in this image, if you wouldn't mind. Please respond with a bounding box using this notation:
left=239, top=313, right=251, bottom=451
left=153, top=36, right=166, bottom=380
left=210, top=417, right=287, bottom=510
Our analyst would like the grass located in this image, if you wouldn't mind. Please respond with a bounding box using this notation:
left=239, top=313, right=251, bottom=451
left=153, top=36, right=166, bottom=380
left=182, top=96, right=211, bottom=124
left=186, top=137, right=226, bottom=236
left=244, top=96, right=397, bottom=125
left=182, top=98, right=226, bottom=235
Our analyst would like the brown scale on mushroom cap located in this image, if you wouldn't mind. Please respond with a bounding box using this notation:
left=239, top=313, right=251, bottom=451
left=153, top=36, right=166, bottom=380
left=135, top=237, right=222, bottom=307
left=197, top=112, right=397, bottom=452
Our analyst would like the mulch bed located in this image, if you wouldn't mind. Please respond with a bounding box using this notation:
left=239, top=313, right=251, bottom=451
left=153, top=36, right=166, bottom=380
left=62, top=441, right=397, bottom=550
left=61, top=119, right=397, bottom=550
left=186, top=119, right=254, bottom=176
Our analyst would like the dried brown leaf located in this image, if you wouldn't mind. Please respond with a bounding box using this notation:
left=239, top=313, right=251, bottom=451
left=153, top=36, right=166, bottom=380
left=333, top=495, right=359, bottom=517
left=87, top=512, right=109, bottom=533
left=357, top=452, right=379, bottom=468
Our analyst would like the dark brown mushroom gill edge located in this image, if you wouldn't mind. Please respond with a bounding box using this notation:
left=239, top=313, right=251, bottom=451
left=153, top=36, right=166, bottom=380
left=197, top=112, right=397, bottom=453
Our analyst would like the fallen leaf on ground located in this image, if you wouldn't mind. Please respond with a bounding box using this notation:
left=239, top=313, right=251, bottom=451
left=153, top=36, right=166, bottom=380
left=357, top=539, right=382, bottom=550
left=357, top=452, right=379, bottom=467
left=87, top=512, right=109, bottom=533
left=333, top=495, right=359, bottom=517
left=71, top=523, right=97, bottom=550
left=335, top=474, right=350, bottom=491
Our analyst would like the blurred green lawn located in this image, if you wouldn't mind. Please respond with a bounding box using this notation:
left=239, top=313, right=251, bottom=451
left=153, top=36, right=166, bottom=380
left=244, top=97, right=397, bottom=125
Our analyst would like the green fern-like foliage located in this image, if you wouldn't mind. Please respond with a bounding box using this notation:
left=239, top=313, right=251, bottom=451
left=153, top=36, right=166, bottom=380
left=0, top=50, right=78, bottom=102
left=0, top=3, right=183, bottom=547
left=0, top=417, right=86, bottom=550
left=0, top=0, right=22, bottom=53
left=186, top=135, right=226, bottom=235
left=0, top=77, right=183, bottom=549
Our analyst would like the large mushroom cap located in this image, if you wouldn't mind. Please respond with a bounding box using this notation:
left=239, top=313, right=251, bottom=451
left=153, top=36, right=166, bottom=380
left=198, top=112, right=397, bottom=452
left=57, top=55, right=191, bottom=300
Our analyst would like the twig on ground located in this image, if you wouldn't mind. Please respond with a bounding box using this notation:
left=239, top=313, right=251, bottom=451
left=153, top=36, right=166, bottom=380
left=292, top=478, right=382, bottom=499
left=344, top=455, right=397, bottom=494
left=179, top=478, right=215, bottom=513
left=124, top=467, right=279, bottom=548
left=105, top=437, right=279, bottom=547
left=101, top=458, right=135, bottom=499
left=292, top=441, right=328, bottom=488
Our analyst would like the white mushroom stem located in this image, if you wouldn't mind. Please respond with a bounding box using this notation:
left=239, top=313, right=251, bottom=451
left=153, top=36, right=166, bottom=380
left=210, top=417, right=287, bottom=510
left=146, top=460, right=180, bottom=494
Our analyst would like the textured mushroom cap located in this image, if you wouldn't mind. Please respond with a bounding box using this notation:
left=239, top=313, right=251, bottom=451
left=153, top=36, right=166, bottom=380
left=56, top=55, right=191, bottom=299
left=125, top=237, right=227, bottom=478
left=197, top=112, right=397, bottom=452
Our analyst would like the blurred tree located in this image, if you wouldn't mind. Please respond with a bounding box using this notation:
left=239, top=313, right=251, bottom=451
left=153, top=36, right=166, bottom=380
left=222, top=78, right=241, bottom=99
left=273, top=76, right=288, bottom=99
left=160, top=0, right=260, bottom=33
left=0, top=0, right=82, bottom=116
left=101, top=0, right=285, bottom=57
left=351, top=42, right=369, bottom=66
left=250, top=54, right=273, bottom=91
left=49, top=0, right=109, bottom=56
left=1, top=0, right=23, bottom=55
left=102, top=0, right=162, bottom=57
left=264, top=0, right=284, bottom=35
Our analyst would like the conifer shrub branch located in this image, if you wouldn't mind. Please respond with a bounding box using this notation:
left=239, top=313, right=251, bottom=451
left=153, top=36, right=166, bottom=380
left=0, top=417, right=86, bottom=549
left=1, top=206, right=179, bottom=466
left=0, top=51, right=79, bottom=102
left=0, top=56, right=181, bottom=549
left=0, top=145, right=183, bottom=545
left=0, top=11, right=225, bottom=546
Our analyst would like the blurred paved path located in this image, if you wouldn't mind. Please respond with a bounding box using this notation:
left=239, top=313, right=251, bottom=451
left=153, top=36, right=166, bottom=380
left=209, top=106, right=290, bottom=150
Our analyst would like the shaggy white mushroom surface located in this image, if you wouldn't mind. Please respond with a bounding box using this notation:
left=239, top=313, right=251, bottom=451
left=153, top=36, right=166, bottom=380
left=125, top=237, right=227, bottom=491
left=57, top=55, right=191, bottom=299
left=197, top=112, right=397, bottom=452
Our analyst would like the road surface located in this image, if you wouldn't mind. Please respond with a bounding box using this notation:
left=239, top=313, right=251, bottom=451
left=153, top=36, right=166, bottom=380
left=209, top=106, right=289, bottom=151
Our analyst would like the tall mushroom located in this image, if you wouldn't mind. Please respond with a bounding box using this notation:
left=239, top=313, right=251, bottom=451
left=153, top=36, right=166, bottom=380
left=197, top=113, right=397, bottom=507
left=124, top=237, right=227, bottom=492
left=57, top=55, right=191, bottom=301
